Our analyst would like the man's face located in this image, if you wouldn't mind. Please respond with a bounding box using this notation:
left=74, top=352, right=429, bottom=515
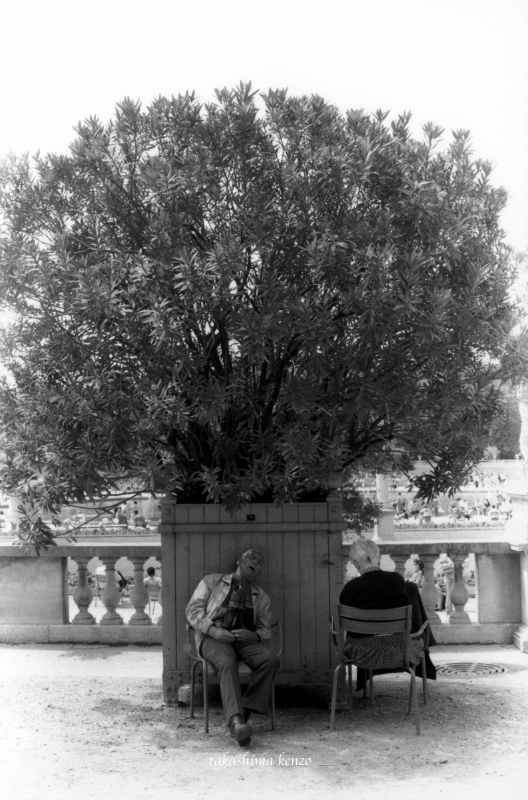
left=237, top=551, right=263, bottom=583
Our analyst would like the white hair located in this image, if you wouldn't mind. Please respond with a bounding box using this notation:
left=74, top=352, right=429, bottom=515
left=349, top=539, right=380, bottom=569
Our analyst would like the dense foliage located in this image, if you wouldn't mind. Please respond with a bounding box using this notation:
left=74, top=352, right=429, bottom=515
left=482, top=387, right=521, bottom=459
left=0, top=84, right=526, bottom=533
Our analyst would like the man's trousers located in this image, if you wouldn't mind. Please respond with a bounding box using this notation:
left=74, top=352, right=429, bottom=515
left=200, top=637, right=280, bottom=724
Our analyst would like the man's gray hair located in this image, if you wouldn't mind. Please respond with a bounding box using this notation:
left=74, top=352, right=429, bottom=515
left=349, top=539, right=380, bottom=568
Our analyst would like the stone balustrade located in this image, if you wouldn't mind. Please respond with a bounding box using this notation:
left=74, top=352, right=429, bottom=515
left=1, top=536, right=527, bottom=650
left=0, top=543, right=162, bottom=644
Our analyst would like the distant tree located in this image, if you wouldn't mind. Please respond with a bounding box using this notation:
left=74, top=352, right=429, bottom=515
left=483, top=388, right=521, bottom=459
left=341, top=479, right=382, bottom=536
left=0, top=84, right=526, bottom=545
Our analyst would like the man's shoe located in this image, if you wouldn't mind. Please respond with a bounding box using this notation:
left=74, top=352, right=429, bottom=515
left=228, top=714, right=253, bottom=746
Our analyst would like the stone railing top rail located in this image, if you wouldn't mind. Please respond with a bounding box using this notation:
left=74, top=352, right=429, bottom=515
left=0, top=543, right=161, bottom=558
left=341, top=541, right=515, bottom=556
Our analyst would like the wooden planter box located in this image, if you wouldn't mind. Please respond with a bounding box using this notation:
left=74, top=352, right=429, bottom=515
left=160, top=496, right=345, bottom=706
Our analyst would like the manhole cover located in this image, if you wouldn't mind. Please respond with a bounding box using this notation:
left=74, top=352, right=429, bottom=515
left=437, top=662, right=507, bottom=676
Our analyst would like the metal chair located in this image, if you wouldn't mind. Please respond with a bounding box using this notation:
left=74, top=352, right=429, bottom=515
left=147, top=589, right=160, bottom=616
left=186, top=621, right=283, bottom=733
left=330, top=603, right=430, bottom=734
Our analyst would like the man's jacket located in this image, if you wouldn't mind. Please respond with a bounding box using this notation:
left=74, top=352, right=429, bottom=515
left=186, top=573, right=272, bottom=651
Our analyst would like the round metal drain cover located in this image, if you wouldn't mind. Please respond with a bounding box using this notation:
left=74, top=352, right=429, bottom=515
left=437, top=662, right=507, bottom=677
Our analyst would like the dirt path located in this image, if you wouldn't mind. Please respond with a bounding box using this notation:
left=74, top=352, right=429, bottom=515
left=1, top=644, right=527, bottom=800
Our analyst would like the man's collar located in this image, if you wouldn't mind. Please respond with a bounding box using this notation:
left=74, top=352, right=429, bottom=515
left=221, top=572, right=259, bottom=593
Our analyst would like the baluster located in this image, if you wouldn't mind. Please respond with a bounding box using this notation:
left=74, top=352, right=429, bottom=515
left=129, top=557, right=151, bottom=625
left=100, top=559, right=124, bottom=625
left=391, top=553, right=409, bottom=578
left=448, top=552, right=471, bottom=624
left=72, top=559, right=95, bottom=625
left=419, top=554, right=441, bottom=624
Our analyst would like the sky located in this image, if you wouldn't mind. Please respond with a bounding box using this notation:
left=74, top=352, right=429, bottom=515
left=0, top=0, right=527, bottom=251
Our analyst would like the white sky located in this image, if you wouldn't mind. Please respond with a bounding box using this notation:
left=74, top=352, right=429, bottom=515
left=0, top=0, right=527, bottom=250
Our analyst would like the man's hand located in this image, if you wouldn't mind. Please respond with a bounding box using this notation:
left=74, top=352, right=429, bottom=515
left=231, top=629, right=258, bottom=644
left=208, top=626, right=236, bottom=643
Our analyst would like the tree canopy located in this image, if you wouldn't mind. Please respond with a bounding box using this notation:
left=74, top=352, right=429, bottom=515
left=0, top=83, right=526, bottom=528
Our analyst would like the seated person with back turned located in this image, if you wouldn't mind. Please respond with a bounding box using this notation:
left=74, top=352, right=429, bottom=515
left=339, top=540, right=429, bottom=672
left=186, top=548, right=279, bottom=748
left=144, top=566, right=162, bottom=593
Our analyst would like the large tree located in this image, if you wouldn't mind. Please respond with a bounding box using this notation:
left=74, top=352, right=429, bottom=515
left=0, top=84, right=526, bottom=537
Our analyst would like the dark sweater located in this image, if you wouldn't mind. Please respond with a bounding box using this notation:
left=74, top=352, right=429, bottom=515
left=339, top=569, right=409, bottom=611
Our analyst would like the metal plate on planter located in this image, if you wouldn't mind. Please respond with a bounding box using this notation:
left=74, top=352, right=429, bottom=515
left=437, top=662, right=507, bottom=677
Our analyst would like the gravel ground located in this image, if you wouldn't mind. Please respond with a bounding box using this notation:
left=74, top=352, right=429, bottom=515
left=0, top=643, right=527, bottom=800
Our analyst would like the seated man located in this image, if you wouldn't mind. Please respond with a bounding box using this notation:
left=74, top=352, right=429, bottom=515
left=339, top=540, right=429, bottom=672
left=186, top=548, right=279, bottom=747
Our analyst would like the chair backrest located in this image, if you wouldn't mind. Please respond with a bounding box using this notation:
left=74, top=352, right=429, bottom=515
left=333, top=603, right=412, bottom=664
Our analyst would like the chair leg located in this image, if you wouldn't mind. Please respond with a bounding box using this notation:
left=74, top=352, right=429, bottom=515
left=271, top=684, right=276, bottom=731
left=330, top=664, right=343, bottom=732
left=407, top=673, right=413, bottom=716
left=203, top=663, right=209, bottom=734
left=346, top=665, right=353, bottom=711
left=421, top=656, right=428, bottom=705
left=411, top=669, right=420, bottom=735
left=190, top=662, right=198, bottom=719
left=405, top=667, right=420, bottom=734
left=369, top=670, right=374, bottom=707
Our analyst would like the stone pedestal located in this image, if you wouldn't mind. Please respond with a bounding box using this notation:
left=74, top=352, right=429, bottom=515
left=373, top=474, right=395, bottom=541
left=513, top=624, right=528, bottom=652
left=511, top=546, right=528, bottom=652
left=373, top=509, right=395, bottom=542
left=476, top=553, right=522, bottom=624
left=0, top=556, right=68, bottom=624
